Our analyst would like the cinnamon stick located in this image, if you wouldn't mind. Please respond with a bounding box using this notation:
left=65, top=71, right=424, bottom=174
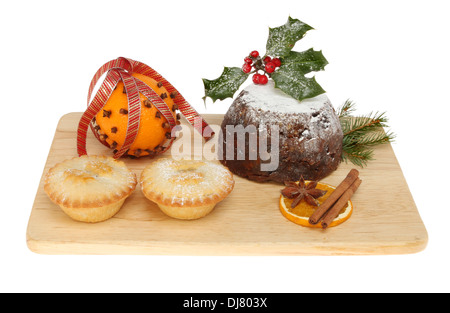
left=321, top=178, right=362, bottom=229
left=308, top=169, right=359, bottom=225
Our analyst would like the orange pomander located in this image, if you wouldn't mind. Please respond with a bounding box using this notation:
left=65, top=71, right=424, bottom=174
left=77, top=57, right=213, bottom=159
left=94, top=73, right=179, bottom=158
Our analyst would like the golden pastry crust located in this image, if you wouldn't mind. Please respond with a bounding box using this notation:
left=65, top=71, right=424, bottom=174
left=44, top=155, right=137, bottom=222
left=140, top=158, right=234, bottom=219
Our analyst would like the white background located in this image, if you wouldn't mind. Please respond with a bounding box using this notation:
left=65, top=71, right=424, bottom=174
left=1, top=0, right=449, bottom=293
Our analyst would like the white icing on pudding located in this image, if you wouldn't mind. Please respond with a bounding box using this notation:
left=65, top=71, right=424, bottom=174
left=239, top=80, right=329, bottom=114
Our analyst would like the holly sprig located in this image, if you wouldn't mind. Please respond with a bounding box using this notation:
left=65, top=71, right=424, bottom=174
left=202, top=17, right=328, bottom=104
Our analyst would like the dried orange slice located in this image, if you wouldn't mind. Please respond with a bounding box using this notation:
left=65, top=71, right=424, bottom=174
left=279, top=181, right=353, bottom=228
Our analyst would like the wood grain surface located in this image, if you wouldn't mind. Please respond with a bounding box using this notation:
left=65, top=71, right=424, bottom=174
left=26, top=113, right=428, bottom=255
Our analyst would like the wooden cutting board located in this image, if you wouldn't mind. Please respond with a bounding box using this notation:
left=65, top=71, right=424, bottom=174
left=26, top=113, right=428, bottom=255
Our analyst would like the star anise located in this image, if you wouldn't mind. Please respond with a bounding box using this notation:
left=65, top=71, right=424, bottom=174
left=281, top=176, right=327, bottom=208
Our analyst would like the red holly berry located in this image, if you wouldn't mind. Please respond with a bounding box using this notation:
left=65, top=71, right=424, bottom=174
left=272, top=57, right=281, bottom=67
left=244, top=57, right=253, bottom=64
left=242, top=63, right=252, bottom=73
left=263, top=56, right=272, bottom=63
left=259, top=74, right=268, bottom=85
left=252, top=73, right=261, bottom=84
left=250, top=50, right=259, bottom=58
left=265, top=61, right=276, bottom=73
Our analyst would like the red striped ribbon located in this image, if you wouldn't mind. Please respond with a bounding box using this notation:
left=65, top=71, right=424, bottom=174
left=77, top=57, right=214, bottom=158
left=115, top=70, right=141, bottom=158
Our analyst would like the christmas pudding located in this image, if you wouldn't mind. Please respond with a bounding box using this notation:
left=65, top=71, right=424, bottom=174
left=201, top=17, right=344, bottom=183
left=203, top=17, right=394, bottom=183
left=219, top=81, right=343, bottom=183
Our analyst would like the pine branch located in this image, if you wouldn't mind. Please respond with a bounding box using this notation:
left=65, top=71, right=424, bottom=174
left=338, top=100, right=395, bottom=167
left=344, top=129, right=395, bottom=148
left=337, top=99, right=357, bottom=118
left=342, top=147, right=374, bottom=167
left=340, top=111, right=389, bottom=136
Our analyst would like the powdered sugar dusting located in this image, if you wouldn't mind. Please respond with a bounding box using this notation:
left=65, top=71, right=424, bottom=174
left=240, top=80, right=329, bottom=114
left=141, top=159, right=234, bottom=205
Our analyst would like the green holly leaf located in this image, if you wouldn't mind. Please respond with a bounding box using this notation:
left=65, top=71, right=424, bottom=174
left=271, top=48, right=327, bottom=102
left=279, top=48, right=328, bottom=75
left=266, top=16, right=313, bottom=58
left=271, top=67, right=326, bottom=102
left=202, top=67, right=249, bottom=103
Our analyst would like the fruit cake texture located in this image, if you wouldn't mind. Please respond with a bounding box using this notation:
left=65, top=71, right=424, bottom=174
left=220, top=81, right=343, bottom=183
